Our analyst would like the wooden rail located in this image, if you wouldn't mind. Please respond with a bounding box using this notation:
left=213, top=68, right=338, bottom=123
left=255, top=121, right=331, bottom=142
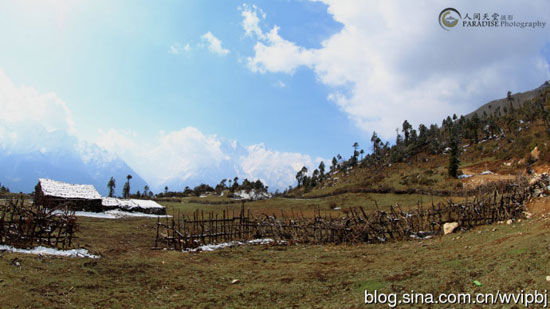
left=155, top=183, right=529, bottom=250
left=0, top=197, right=77, bottom=249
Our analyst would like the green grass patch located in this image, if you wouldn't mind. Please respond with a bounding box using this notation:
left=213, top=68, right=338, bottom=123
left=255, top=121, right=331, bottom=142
left=354, top=279, right=386, bottom=292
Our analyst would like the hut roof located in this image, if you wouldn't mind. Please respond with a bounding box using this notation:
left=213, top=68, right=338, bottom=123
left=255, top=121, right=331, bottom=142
left=39, top=178, right=102, bottom=200
left=101, top=197, right=164, bottom=210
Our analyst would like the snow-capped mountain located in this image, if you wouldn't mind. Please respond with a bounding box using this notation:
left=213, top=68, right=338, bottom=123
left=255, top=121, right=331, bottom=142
left=155, top=139, right=310, bottom=192
left=0, top=123, right=147, bottom=196
left=158, top=139, right=249, bottom=191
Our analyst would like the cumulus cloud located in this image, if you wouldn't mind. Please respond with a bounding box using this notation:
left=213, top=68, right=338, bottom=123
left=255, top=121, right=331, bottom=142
left=242, top=1, right=550, bottom=138
left=240, top=4, right=266, bottom=38
left=0, top=69, right=318, bottom=191
left=95, top=127, right=322, bottom=190
left=201, top=31, right=230, bottom=55
left=240, top=143, right=323, bottom=190
left=0, top=69, right=78, bottom=154
left=0, top=69, right=75, bottom=134
left=247, top=26, right=315, bottom=74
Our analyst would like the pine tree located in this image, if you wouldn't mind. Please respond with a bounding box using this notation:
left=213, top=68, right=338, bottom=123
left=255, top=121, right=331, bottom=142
left=298, top=166, right=308, bottom=187
left=107, top=177, right=116, bottom=197
left=122, top=182, right=130, bottom=198
left=402, top=120, right=412, bottom=144
left=448, top=125, right=461, bottom=178
left=123, top=174, right=132, bottom=198
left=371, top=131, right=382, bottom=165
left=318, top=161, right=325, bottom=179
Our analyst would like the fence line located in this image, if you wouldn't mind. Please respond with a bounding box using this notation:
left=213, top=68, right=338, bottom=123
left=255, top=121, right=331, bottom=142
left=155, top=185, right=529, bottom=250
left=0, top=197, right=77, bottom=249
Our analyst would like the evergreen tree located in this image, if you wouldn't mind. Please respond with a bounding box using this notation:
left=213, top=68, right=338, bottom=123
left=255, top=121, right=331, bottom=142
left=122, top=182, right=130, bottom=198
left=296, top=168, right=305, bottom=187
left=448, top=125, right=461, bottom=178
left=318, top=161, right=325, bottom=179
left=298, top=166, right=309, bottom=187
left=123, top=174, right=132, bottom=198
left=351, top=143, right=360, bottom=166
left=402, top=120, right=412, bottom=144
left=107, top=177, right=116, bottom=197
left=371, top=131, right=382, bottom=164
left=311, top=169, right=320, bottom=187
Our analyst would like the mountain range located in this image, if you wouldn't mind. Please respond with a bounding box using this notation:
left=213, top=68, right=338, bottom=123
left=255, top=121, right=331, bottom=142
left=0, top=123, right=147, bottom=196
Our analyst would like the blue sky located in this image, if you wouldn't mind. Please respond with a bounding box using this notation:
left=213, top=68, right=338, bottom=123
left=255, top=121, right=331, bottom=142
left=0, top=0, right=549, bottom=190
left=0, top=0, right=360, bottom=158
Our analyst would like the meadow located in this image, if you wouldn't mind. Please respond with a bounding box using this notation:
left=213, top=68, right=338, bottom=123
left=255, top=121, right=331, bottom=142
left=1, top=193, right=548, bottom=308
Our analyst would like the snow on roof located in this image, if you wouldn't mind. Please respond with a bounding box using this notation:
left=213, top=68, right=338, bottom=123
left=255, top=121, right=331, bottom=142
left=39, top=178, right=101, bottom=200
left=129, top=199, right=164, bottom=209
left=101, top=197, right=164, bottom=209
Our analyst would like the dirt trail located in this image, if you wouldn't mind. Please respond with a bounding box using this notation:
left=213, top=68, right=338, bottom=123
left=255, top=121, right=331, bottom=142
left=460, top=168, right=516, bottom=190
left=526, top=196, right=550, bottom=216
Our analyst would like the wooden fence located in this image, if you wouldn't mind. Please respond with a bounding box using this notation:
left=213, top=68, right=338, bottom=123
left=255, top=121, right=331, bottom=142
left=155, top=185, right=529, bottom=250
left=0, top=197, right=77, bottom=249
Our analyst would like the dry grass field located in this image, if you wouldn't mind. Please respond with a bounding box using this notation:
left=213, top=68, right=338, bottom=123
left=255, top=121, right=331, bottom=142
left=1, top=194, right=549, bottom=308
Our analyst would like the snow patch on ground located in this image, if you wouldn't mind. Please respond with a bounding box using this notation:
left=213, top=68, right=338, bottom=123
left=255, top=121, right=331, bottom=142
left=101, top=197, right=164, bottom=209
left=0, top=245, right=99, bottom=258
left=185, top=238, right=276, bottom=252
left=233, top=189, right=272, bottom=200
left=480, top=170, right=494, bottom=175
left=54, top=210, right=171, bottom=219
left=458, top=174, right=473, bottom=179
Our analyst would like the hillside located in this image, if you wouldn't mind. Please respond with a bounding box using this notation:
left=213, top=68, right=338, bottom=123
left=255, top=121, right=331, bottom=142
left=468, top=81, right=550, bottom=119
left=2, top=83, right=550, bottom=309
left=288, top=81, right=550, bottom=198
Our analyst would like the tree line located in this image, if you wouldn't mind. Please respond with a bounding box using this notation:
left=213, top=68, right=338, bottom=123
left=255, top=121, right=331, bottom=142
left=294, top=88, right=550, bottom=191
left=106, top=174, right=268, bottom=199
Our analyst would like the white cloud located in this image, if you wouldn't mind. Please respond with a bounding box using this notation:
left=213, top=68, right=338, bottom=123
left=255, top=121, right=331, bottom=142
left=95, top=127, right=321, bottom=189
left=0, top=69, right=317, bottom=191
left=201, top=31, right=230, bottom=56
left=247, top=26, right=315, bottom=74
left=240, top=4, right=266, bottom=39
left=95, top=127, right=321, bottom=191
left=242, top=1, right=550, bottom=138
left=169, top=42, right=191, bottom=55
left=0, top=69, right=75, bottom=134
left=240, top=143, right=322, bottom=190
